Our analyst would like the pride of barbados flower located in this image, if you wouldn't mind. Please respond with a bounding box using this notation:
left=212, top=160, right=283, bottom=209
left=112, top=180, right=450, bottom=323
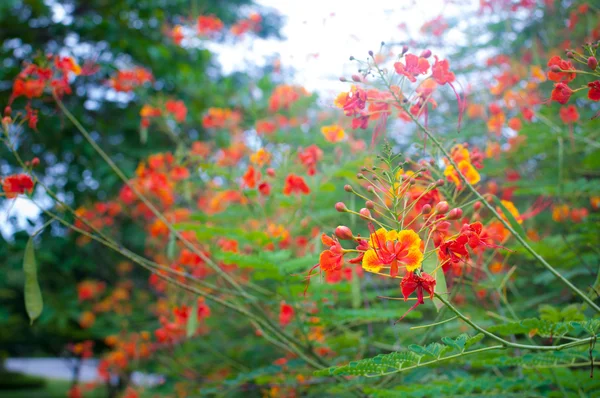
left=362, top=225, right=423, bottom=277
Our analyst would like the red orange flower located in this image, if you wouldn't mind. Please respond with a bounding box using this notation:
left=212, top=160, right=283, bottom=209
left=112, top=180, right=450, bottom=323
left=279, top=302, right=294, bottom=327
left=559, top=105, right=579, bottom=123
left=165, top=100, right=187, bottom=123
left=550, top=83, right=573, bottom=104
left=298, top=145, right=323, bottom=176
left=588, top=81, right=600, bottom=101
left=394, top=54, right=430, bottom=83
left=2, top=174, right=34, bottom=198
left=431, top=56, right=455, bottom=85
left=547, top=56, right=576, bottom=82
left=197, top=15, right=224, bottom=36
left=283, top=174, right=310, bottom=195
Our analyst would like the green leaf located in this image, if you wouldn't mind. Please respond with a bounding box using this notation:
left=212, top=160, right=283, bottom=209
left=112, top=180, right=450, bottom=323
left=23, top=237, right=43, bottom=325
left=464, top=333, right=485, bottom=350
left=187, top=300, right=198, bottom=338
left=408, top=343, right=443, bottom=359
left=442, top=333, right=469, bottom=352
left=491, top=195, right=527, bottom=239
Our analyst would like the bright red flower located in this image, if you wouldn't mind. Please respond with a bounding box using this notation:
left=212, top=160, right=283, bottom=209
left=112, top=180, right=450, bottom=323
left=197, top=298, right=211, bottom=319
left=438, top=234, right=470, bottom=268
left=258, top=181, right=271, bottom=196
left=588, top=81, right=600, bottom=101
left=165, top=100, right=187, bottom=122
left=522, top=107, right=534, bottom=122
left=298, top=145, right=323, bottom=176
left=508, top=117, right=522, bottom=131
left=318, top=234, right=344, bottom=273
left=12, top=78, right=45, bottom=99
left=394, top=54, right=430, bottom=82
left=2, top=174, right=34, bottom=198
left=550, top=83, right=573, bottom=104
left=197, top=15, right=224, bottom=36
left=559, top=105, right=579, bottom=123
left=279, top=302, right=294, bottom=327
left=397, top=271, right=436, bottom=322
left=335, top=85, right=368, bottom=116
left=54, top=56, right=81, bottom=75
left=460, top=222, right=505, bottom=251
left=547, top=56, right=576, bottom=82
left=242, top=165, right=259, bottom=189
left=283, top=174, right=310, bottom=195
left=431, top=56, right=455, bottom=85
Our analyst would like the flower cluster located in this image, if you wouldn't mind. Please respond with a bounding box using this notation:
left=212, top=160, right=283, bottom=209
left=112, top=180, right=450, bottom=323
left=548, top=42, right=600, bottom=108
left=310, top=145, right=507, bottom=319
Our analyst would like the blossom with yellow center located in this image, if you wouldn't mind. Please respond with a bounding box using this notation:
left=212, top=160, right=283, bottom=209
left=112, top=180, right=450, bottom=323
left=320, top=124, right=345, bottom=143
left=444, top=160, right=480, bottom=189
left=552, top=204, right=569, bottom=222
left=362, top=227, right=423, bottom=274
left=250, top=148, right=271, bottom=166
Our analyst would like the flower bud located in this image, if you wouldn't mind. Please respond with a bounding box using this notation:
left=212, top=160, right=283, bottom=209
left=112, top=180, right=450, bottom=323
left=31, top=157, right=40, bottom=167
left=402, top=45, right=409, bottom=55
left=550, top=65, right=561, bottom=73
left=588, top=56, right=598, bottom=71
left=359, top=208, right=371, bottom=220
left=421, top=204, right=432, bottom=215
left=335, top=202, right=348, bottom=212
left=339, top=76, right=347, bottom=82
left=365, top=200, right=375, bottom=209
left=349, top=56, right=355, bottom=61
left=4, top=106, right=11, bottom=116
left=435, top=201, right=449, bottom=214
left=335, top=226, right=354, bottom=240
left=474, top=201, right=482, bottom=211
left=435, top=179, right=445, bottom=187
left=420, top=49, right=432, bottom=59
left=447, top=208, right=463, bottom=220
left=357, top=173, right=365, bottom=179
left=351, top=74, right=362, bottom=82
left=566, top=51, right=574, bottom=59
left=344, top=184, right=353, bottom=192
left=368, top=50, right=374, bottom=56
left=266, top=168, right=275, bottom=177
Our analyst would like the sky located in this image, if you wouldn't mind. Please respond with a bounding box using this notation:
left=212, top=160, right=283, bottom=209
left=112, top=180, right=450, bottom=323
left=215, top=0, right=473, bottom=95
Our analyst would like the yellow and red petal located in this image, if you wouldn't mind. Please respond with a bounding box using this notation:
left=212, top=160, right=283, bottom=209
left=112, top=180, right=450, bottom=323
left=400, top=248, right=424, bottom=272
left=368, top=227, right=389, bottom=249
left=458, top=160, right=480, bottom=185
left=396, top=229, right=421, bottom=250
left=361, top=249, right=383, bottom=273
left=385, top=229, right=399, bottom=241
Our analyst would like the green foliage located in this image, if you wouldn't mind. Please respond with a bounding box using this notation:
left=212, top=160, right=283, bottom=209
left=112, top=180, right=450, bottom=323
left=315, top=333, right=485, bottom=377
